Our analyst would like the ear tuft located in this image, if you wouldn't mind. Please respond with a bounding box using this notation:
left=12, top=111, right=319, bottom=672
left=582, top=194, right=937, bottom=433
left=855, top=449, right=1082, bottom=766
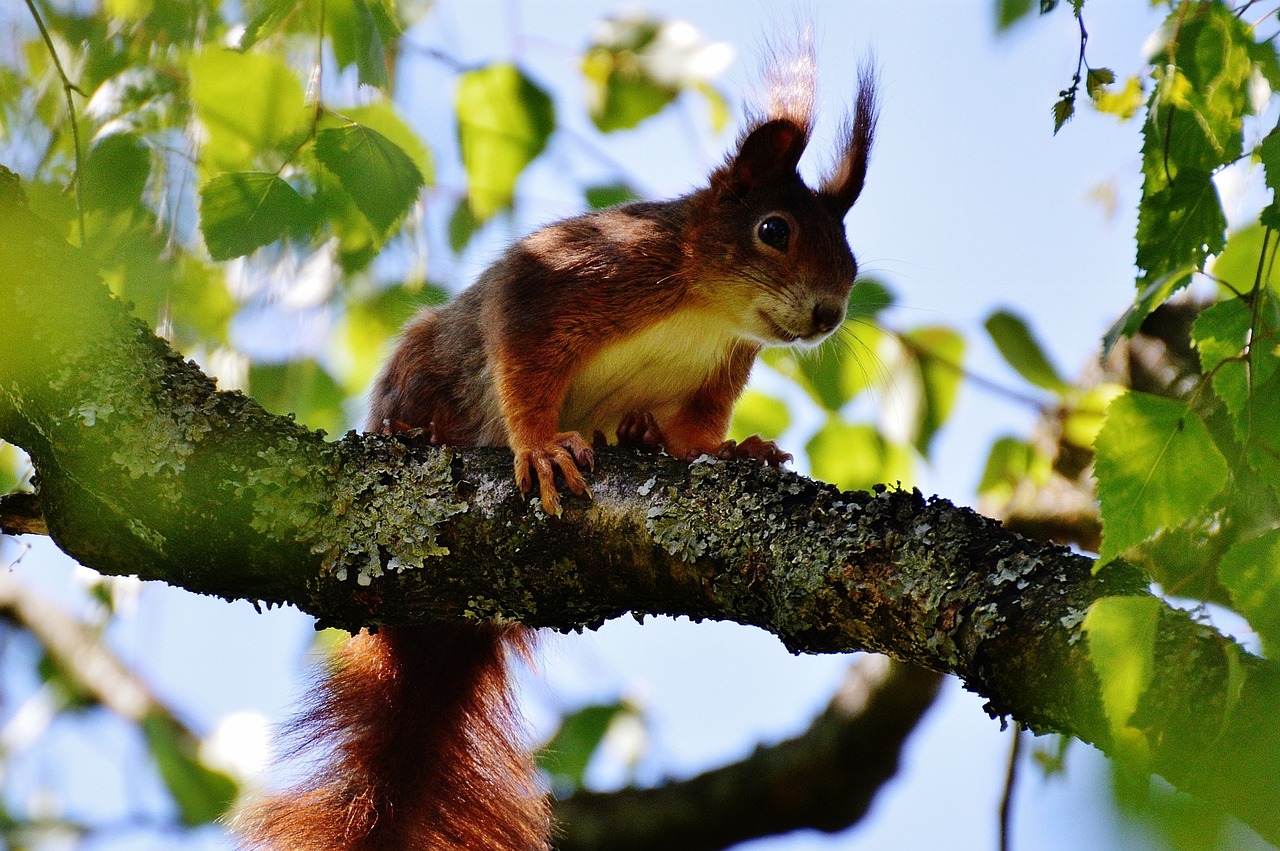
left=721, top=118, right=810, bottom=196
left=819, top=60, right=878, bottom=216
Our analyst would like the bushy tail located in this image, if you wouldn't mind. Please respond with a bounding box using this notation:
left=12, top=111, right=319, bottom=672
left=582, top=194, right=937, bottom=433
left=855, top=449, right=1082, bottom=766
left=237, top=622, right=550, bottom=850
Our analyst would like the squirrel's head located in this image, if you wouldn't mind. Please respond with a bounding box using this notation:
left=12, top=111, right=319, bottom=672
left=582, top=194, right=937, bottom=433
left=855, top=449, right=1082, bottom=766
left=693, top=60, right=877, bottom=349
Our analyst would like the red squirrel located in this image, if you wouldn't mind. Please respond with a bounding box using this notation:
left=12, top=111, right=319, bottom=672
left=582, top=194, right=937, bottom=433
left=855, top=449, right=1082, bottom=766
left=239, top=45, right=876, bottom=851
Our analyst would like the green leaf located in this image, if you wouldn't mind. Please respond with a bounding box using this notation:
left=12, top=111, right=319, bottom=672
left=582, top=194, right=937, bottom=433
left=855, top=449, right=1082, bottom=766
left=0, top=441, right=29, bottom=494
left=1052, top=94, right=1075, bottom=134
left=199, top=172, right=311, bottom=260
left=335, top=283, right=446, bottom=392
left=82, top=133, right=150, bottom=212
left=1135, top=169, right=1226, bottom=283
left=1219, top=529, right=1280, bottom=656
left=448, top=198, right=479, bottom=254
left=984, top=309, right=1069, bottom=392
left=846, top=279, right=895, bottom=322
left=1083, top=595, right=1161, bottom=752
left=996, top=0, right=1035, bottom=31
left=728, top=390, right=790, bottom=443
left=1101, top=266, right=1195, bottom=358
left=142, top=713, right=238, bottom=827
left=188, top=49, right=310, bottom=177
left=763, top=322, right=886, bottom=414
left=456, top=63, right=554, bottom=221
left=584, top=183, right=638, bottom=210
left=1211, top=223, right=1280, bottom=295
left=248, top=359, right=348, bottom=436
left=346, top=0, right=389, bottom=89
left=904, top=326, right=965, bottom=454
left=1085, top=67, right=1115, bottom=99
left=537, top=702, right=636, bottom=792
left=340, top=102, right=434, bottom=187
left=977, top=436, right=1039, bottom=500
left=1191, top=296, right=1251, bottom=373
left=807, top=420, right=911, bottom=492
left=315, top=121, right=424, bottom=233
left=1212, top=363, right=1280, bottom=491
left=1094, top=392, right=1230, bottom=563
left=1092, top=75, right=1145, bottom=121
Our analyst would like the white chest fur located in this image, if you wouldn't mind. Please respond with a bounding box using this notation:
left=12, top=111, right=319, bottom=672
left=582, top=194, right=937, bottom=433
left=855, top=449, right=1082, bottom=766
left=560, top=310, right=739, bottom=435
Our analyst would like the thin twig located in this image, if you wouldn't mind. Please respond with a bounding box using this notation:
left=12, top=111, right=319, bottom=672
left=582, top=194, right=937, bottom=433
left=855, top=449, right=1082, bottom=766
left=23, top=0, right=86, bottom=245
left=999, top=723, right=1023, bottom=851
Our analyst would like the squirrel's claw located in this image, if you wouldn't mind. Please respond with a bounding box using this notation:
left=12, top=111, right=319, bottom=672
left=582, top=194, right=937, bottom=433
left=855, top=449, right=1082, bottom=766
left=514, top=431, right=593, bottom=517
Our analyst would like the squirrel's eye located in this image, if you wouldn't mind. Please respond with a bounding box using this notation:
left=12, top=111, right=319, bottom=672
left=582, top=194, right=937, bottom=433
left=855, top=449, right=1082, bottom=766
left=757, top=216, right=791, bottom=251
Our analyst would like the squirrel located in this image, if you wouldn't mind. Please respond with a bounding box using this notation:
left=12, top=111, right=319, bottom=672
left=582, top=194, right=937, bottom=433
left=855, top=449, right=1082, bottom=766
left=238, top=43, right=877, bottom=851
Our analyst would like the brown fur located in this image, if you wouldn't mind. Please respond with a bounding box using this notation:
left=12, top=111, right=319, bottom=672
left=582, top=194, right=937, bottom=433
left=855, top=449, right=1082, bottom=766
left=240, top=46, right=877, bottom=851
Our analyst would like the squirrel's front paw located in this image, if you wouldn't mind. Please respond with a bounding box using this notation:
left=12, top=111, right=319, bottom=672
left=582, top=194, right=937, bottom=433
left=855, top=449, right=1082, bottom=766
left=694, top=435, right=792, bottom=467
left=513, top=432, right=594, bottom=516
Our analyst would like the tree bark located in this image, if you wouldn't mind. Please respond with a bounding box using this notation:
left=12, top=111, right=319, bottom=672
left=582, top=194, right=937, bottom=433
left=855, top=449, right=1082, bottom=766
left=2, top=168, right=1279, bottom=845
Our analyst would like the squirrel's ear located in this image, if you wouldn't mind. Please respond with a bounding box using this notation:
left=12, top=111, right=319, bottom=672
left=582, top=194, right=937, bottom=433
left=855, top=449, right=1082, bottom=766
left=722, top=118, right=809, bottom=195
left=819, top=64, right=878, bottom=216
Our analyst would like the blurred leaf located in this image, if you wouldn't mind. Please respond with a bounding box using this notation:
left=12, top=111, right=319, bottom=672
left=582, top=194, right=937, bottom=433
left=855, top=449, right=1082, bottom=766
left=448, top=197, right=480, bottom=254
left=1210, top=224, right=1280, bottom=295
left=584, top=183, right=638, bottom=209
left=538, top=702, right=636, bottom=792
left=846, top=279, right=895, bottom=321
left=1094, top=392, right=1229, bottom=564
left=333, top=0, right=389, bottom=89
left=903, top=326, right=965, bottom=454
left=335, top=283, right=446, bottom=392
left=1084, top=595, right=1160, bottom=763
left=696, top=82, right=730, bottom=132
left=728, top=390, right=790, bottom=443
left=977, top=436, right=1040, bottom=501
left=1061, top=382, right=1124, bottom=450
left=0, top=441, right=30, bottom=493
left=1092, top=75, right=1144, bottom=120
left=188, top=49, right=310, bottom=177
left=763, top=321, right=888, bottom=413
left=142, top=713, right=238, bottom=826
left=807, top=420, right=911, bottom=492
left=248, top=359, right=348, bottom=436
left=1085, top=67, right=1115, bottom=99
left=82, top=133, right=150, bottom=213
left=316, top=121, right=424, bottom=233
left=456, top=64, right=554, bottom=220
left=984, top=309, right=1069, bottom=392
left=996, top=0, right=1034, bottom=30
left=1219, top=529, right=1280, bottom=656
left=199, top=172, right=311, bottom=260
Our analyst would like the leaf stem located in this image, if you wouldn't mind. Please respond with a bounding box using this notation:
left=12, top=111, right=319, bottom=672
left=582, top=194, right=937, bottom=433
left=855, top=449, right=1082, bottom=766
left=23, top=0, right=86, bottom=246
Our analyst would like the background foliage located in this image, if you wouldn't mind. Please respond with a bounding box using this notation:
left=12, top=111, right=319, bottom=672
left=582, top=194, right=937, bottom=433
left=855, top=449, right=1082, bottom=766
left=3, top=0, right=1280, bottom=848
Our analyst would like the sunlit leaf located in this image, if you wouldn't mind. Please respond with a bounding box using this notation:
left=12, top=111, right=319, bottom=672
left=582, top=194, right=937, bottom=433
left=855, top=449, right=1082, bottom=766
left=1191, top=296, right=1251, bottom=373
left=1084, top=595, right=1161, bottom=756
left=1211, top=224, right=1280, bottom=295
left=728, top=390, right=790, bottom=443
left=1135, top=169, right=1225, bottom=283
left=977, top=436, right=1039, bottom=500
left=904, top=326, right=965, bottom=454
left=1094, top=392, right=1229, bottom=564
left=456, top=64, right=554, bottom=220
left=315, top=121, right=424, bottom=232
left=188, top=49, right=310, bottom=177
left=199, top=172, right=311, bottom=260
left=807, top=420, right=911, bottom=492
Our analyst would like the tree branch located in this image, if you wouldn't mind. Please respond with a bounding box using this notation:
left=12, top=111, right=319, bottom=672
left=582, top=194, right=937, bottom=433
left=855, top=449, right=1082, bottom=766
left=554, top=659, right=944, bottom=851
left=3, top=168, right=1280, bottom=844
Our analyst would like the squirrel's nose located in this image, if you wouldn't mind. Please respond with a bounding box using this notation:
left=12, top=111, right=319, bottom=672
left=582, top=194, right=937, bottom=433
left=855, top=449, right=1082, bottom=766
left=811, top=301, right=844, bottom=335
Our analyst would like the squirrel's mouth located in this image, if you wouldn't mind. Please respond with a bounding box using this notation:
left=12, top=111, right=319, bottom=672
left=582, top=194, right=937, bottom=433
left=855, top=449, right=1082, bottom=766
left=757, top=310, right=800, bottom=343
